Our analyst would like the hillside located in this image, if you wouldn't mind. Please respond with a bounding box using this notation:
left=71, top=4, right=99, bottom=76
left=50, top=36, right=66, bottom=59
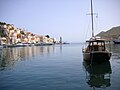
left=96, top=26, right=120, bottom=40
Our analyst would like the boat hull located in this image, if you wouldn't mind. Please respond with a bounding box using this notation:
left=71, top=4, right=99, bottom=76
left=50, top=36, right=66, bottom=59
left=113, top=37, right=120, bottom=44
left=113, top=41, right=120, bottom=44
left=83, top=51, right=112, bottom=62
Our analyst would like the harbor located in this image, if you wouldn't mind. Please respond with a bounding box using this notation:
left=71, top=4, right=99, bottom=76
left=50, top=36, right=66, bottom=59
left=0, top=43, right=120, bottom=90
left=0, top=0, right=120, bottom=90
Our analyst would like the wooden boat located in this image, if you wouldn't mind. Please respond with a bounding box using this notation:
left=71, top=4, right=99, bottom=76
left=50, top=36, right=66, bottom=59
left=82, top=37, right=112, bottom=62
left=82, top=0, right=112, bottom=62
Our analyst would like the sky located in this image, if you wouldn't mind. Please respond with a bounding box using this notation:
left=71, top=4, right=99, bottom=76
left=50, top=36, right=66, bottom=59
left=0, top=0, right=120, bottom=43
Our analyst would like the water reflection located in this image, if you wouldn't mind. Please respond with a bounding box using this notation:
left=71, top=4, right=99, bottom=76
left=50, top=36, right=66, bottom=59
left=60, top=45, right=62, bottom=53
left=0, top=46, right=55, bottom=70
left=83, top=61, right=112, bottom=89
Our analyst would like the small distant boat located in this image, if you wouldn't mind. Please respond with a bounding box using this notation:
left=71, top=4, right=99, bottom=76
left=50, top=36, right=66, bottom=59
left=82, top=0, right=112, bottom=62
left=62, top=42, right=70, bottom=44
left=34, top=42, right=53, bottom=46
left=3, top=44, right=16, bottom=48
left=3, top=43, right=31, bottom=48
left=113, top=36, right=120, bottom=44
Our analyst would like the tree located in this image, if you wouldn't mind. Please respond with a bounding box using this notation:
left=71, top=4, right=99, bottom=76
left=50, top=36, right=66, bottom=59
left=45, top=35, right=50, bottom=38
left=20, top=31, right=25, bottom=35
left=0, top=30, right=6, bottom=37
left=0, top=22, right=6, bottom=25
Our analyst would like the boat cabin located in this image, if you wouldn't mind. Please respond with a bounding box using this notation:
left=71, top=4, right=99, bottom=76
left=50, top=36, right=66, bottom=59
left=86, top=39, right=106, bottom=52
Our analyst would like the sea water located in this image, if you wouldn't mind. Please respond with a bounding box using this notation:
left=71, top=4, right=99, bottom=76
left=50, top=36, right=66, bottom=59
left=0, top=44, right=120, bottom=90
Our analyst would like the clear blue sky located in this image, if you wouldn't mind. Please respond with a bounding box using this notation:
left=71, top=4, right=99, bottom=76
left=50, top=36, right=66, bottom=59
left=0, top=0, right=120, bottom=42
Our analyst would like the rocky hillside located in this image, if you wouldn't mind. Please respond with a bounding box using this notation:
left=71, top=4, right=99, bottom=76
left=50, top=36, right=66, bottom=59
left=96, top=26, right=120, bottom=40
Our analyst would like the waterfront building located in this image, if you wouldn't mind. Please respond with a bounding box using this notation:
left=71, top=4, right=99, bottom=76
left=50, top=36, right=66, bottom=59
left=0, top=21, right=55, bottom=45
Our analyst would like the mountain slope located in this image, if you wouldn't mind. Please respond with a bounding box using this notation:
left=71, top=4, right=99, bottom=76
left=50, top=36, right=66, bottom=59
left=96, top=26, right=120, bottom=40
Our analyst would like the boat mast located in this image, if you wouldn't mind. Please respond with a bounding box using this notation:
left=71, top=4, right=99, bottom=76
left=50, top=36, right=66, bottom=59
left=91, top=0, right=94, bottom=37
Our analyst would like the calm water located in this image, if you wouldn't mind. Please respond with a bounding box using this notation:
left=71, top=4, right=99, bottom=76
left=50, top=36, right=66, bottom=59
left=0, top=44, right=120, bottom=90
